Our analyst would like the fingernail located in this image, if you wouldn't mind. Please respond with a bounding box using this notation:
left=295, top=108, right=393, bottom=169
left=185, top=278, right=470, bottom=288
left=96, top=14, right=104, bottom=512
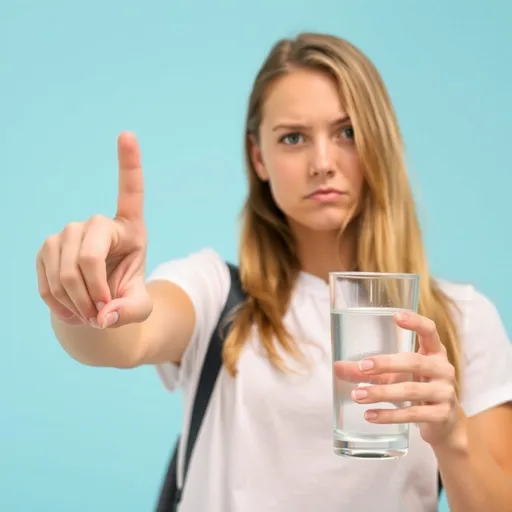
left=96, top=302, right=105, bottom=311
left=365, top=411, right=378, bottom=420
left=396, top=311, right=409, bottom=320
left=352, top=389, right=368, bottom=400
left=102, top=311, right=119, bottom=329
left=358, top=359, right=374, bottom=371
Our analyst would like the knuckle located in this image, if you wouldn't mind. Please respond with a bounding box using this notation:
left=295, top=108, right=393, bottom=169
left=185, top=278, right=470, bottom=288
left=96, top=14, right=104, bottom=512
left=50, top=283, right=67, bottom=301
left=78, top=249, right=101, bottom=267
left=410, top=354, right=423, bottom=373
left=435, top=384, right=449, bottom=402
left=423, top=318, right=437, bottom=334
left=43, top=234, right=59, bottom=252
left=132, top=230, right=147, bottom=250
left=404, top=381, right=421, bottom=401
left=443, top=384, right=456, bottom=402
left=409, top=407, right=421, bottom=423
left=59, top=269, right=79, bottom=286
left=39, top=286, right=52, bottom=301
left=436, top=404, right=450, bottom=422
left=429, top=404, right=447, bottom=423
left=89, top=214, right=108, bottom=225
left=437, top=356, right=455, bottom=379
left=63, top=221, right=81, bottom=234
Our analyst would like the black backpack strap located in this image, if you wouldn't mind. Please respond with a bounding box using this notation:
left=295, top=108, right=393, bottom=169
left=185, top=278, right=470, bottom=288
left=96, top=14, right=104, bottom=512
left=156, top=263, right=245, bottom=511
left=182, top=263, right=245, bottom=483
left=156, top=440, right=180, bottom=511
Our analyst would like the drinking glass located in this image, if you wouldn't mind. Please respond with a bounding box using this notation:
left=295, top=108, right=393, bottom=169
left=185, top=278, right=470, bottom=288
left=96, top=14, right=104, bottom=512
left=330, top=271, right=420, bottom=459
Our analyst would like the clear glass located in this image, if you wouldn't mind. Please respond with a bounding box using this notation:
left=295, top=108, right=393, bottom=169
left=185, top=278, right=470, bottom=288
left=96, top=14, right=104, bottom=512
left=329, top=271, right=420, bottom=459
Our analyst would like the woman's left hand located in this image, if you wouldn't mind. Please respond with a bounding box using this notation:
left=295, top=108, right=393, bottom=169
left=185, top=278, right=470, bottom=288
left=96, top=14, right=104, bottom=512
left=335, top=310, right=462, bottom=447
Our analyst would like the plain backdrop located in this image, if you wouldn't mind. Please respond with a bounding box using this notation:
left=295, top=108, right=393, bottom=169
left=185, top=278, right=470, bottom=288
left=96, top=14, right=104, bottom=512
left=2, top=1, right=511, bottom=510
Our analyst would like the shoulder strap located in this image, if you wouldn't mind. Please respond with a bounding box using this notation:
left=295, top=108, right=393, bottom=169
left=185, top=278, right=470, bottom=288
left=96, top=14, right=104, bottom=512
left=182, top=263, right=245, bottom=483
left=156, top=264, right=245, bottom=511
left=156, top=263, right=245, bottom=511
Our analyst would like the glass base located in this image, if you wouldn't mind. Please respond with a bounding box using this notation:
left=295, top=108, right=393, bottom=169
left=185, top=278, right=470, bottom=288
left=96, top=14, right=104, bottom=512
left=334, top=432, right=409, bottom=460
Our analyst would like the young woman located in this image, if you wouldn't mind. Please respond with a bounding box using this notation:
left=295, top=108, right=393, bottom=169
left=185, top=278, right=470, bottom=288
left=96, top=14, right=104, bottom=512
left=36, top=33, right=512, bottom=511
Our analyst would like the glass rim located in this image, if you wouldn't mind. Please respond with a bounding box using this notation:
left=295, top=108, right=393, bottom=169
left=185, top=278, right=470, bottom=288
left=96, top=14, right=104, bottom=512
left=329, top=271, right=419, bottom=280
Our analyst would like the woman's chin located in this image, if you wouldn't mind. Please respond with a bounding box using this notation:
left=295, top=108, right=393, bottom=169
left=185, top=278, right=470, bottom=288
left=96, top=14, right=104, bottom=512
left=287, top=213, right=347, bottom=234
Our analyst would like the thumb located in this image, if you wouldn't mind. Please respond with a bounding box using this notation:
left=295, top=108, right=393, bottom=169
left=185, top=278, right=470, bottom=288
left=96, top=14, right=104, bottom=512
left=96, top=286, right=152, bottom=329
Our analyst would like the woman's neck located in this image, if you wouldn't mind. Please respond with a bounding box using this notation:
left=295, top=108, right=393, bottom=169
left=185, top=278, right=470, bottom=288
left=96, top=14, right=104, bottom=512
left=291, top=222, right=357, bottom=282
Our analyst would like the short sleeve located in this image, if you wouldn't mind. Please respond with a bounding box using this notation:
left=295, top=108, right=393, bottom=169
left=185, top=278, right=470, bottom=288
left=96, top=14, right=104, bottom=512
left=459, top=288, right=512, bottom=417
left=145, top=248, right=231, bottom=392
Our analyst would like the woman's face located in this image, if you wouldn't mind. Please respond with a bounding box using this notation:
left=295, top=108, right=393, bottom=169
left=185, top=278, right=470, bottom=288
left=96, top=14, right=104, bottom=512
left=250, top=68, right=364, bottom=235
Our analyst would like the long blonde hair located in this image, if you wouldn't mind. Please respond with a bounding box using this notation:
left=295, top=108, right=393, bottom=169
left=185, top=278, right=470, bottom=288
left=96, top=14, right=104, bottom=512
left=222, top=32, right=462, bottom=392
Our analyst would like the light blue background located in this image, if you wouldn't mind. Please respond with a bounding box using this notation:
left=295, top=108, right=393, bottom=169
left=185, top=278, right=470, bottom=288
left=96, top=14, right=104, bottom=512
left=2, top=1, right=511, bottom=510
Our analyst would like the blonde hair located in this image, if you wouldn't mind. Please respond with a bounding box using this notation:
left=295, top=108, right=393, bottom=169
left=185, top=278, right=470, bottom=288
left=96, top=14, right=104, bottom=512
left=222, top=32, right=462, bottom=393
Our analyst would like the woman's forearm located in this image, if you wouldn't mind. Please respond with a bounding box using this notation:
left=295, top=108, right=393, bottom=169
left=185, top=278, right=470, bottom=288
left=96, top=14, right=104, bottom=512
left=51, top=313, right=144, bottom=368
left=434, top=417, right=512, bottom=512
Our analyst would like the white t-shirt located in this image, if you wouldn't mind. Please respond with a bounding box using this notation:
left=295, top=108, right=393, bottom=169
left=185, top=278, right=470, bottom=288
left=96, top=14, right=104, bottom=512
left=147, top=248, right=512, bottom=512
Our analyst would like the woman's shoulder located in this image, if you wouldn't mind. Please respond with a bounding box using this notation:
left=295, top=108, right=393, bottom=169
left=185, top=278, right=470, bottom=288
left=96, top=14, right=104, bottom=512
left=435, top=278, right=502, bottom=322
left=147, top=247, right=229, bottom=281
left=435, top=278, right=474, bottom=303
left=435, top=278, right=510, bottom=353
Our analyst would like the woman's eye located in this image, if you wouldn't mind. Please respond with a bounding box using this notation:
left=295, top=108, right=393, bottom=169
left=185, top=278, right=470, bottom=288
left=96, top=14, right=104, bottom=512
left=340, top=126, right=355, bottom=140
left=281, top=133, right=303, bottom=145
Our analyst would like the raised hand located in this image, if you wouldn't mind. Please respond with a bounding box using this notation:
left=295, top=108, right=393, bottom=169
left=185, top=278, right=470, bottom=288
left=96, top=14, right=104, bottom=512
left=36, top=132, right=153, bottom=329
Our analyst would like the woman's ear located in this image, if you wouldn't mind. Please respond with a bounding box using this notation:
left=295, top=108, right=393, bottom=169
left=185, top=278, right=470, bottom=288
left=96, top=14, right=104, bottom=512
left=248, top=134, right=269, bottom=181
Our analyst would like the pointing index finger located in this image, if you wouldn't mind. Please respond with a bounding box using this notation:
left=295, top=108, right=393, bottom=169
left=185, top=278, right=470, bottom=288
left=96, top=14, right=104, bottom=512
left=116, top=131, right=144, bottom=221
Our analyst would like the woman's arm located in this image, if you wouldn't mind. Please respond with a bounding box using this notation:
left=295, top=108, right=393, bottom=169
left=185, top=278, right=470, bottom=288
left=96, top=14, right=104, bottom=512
left=52, top=280, right=195, bottom=368
left=434, top=404, right=512, bottom=512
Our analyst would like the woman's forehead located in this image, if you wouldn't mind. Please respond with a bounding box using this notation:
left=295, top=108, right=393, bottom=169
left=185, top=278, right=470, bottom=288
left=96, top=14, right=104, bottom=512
left=260, top=69, right=349, bottom=129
